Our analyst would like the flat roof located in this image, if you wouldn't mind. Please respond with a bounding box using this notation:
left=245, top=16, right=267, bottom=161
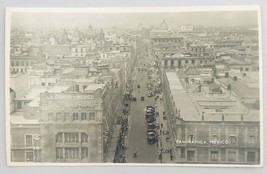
left=166, top=72, right=184, bottom=91
left=166, top=72, right=200, bottom=121
left=47, top=85, right=71, bottom=93
left=62, top=68, right=74, bottom=74
left=166, top=72, right=259, bottom=122
left=217, top=78, right=259, bottom=99
left=28, top=98, right=40, bottom=107
left=16, top=87, right=47, bottom=101
left=75, top=77, right=98, bottom=83
left=84, top=84, right=105, bottom=92
left=10, top=113, right=39, bottom=124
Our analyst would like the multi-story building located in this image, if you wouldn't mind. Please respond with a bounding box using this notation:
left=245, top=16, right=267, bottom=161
left=160, top=44, right=215, bottom=69
left=151, top=32, right=183, bottom=46
left=162, top=71, right=260, bottom=164
left=38, top=84, right=105, bottom=163
left=180, top=25, right=194, bottom=32
left=10, top=45, right=44, bottom=73
left=71, top=45, right=91, bottom=58
left=213, top=39, right=244, bottom=49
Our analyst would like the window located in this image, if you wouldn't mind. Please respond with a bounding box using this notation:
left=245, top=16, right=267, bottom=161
left=65, top=148, right=79, bottom=160
left=228, top=151, right=236, bottom=161
left=247, top=152, right=256, bottom=162
left=11, top=61, right=14, bottom=67
left=56, top=148, right=64, bottom=160
left=17, top=101, right=22, bottom=109
left=191, top=60, right=195, bottom=64
left=56, top=113, right=62, bottom=122
left=164, top=60, right=168, bottom=66
left=81, top=113, right=87, bottom=121
left=229, top=135, right=237, bottom=144
left=48, top=113, right=54, bottom=121
left=48, top=82, right=52, bottom=86
left=26, top=61, right=29, bottom=66
left=75, top=85, right=79, bottom=92
left=187, top=150, right=195, bottom=161
left=248, top=135, right=255, bottom=144
left=65, top=133, right=79, bottom=143
left=210, top=151, right=219, bottom=161
left=81, top=148, right=88, bottom=159
left=185, top=60, right=188, bottom=64
left=188, top=135, right=195, bottom=142
left=81, top=133, right=88, bottom=143
left=211, top=134, right=218, bottom=142
left=41, top=82, right=45, bottom=86
left=89, top=113, right=95, bottom=121
left=25, top=151, right=34, bottom=162
left=25, top=135, right=33, bottom=147
left=21, top=61, right=24, bottom=66
left=11, top=151, right=14, bottom=162
left=73, top=113, right=79, bottom=121
left=56, top=133, right=63, bottom=143
left=171, top=60, right=174, bottom=67
left=64, top=113, right=69, bottom=121
left=16, top=61, right=19, bottom=66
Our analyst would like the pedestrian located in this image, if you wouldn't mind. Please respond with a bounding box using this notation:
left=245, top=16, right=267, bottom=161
left=133, top=151, right=138, bottom=158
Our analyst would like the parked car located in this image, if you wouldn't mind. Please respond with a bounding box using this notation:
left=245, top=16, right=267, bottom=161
left=147, top=123, right=157, bottom=132
left=146, top=106, right=155, bottom=111
left=147, top=129, right=158, bottom=135
left=146, top=108, right=155, bottom=114
left=145, top=112, right=154, bottom=119
left=147, top=132, right=158, bottom=144
left=146, top=115, right=156, bottom=123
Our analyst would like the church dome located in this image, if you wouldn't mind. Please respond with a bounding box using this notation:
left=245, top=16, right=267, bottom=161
left=160, top=20, right=168, bottom=30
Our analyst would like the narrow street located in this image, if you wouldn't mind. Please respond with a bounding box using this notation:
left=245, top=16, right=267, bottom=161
left=125, top=66, right=159, bottom=163
left=112, top=45, right=175, bottom=164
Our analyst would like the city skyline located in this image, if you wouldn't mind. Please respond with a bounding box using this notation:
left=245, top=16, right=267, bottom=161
left=11, top=11, right=258, bottom=30
left=6, top=7, right=262, bottom=166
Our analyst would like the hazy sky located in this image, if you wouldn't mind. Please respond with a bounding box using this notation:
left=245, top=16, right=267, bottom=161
left=10, top=11, right=258, bottom=30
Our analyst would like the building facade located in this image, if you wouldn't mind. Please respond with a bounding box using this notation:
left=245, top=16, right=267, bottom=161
left=39, top=86, right=104, bottom=163
left=162, top=71, right=260, bottom=164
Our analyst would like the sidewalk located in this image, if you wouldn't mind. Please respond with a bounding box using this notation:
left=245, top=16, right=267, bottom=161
left=155, top=97, right=175, bottom=163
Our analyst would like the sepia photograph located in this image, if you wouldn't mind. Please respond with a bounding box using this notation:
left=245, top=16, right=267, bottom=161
left=5, top=6, right=262, bottom=166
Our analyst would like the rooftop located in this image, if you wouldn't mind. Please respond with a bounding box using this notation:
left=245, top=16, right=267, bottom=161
left=217, top=78, right=259, bottom=99
left=166, top=72, right=260, bottom=122
left=166, top=72, right=184, bottom=91
left=84, top=84, right=106, bottom=93
left=47, top=85, right=71, bottom=93
left=10, top=112, right=39, bottom=124
left=166, top=72, right=200, bottom=121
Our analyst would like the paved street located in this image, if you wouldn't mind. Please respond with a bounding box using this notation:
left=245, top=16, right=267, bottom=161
left=125, top=55, right=160, bottom=163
